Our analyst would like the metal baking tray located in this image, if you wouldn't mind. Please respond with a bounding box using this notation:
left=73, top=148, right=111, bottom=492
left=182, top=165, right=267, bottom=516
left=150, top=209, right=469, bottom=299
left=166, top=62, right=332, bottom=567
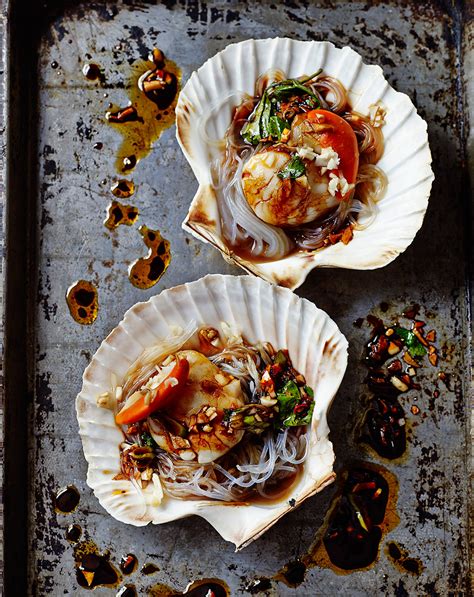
left=2, top=0, right=472, bottom=595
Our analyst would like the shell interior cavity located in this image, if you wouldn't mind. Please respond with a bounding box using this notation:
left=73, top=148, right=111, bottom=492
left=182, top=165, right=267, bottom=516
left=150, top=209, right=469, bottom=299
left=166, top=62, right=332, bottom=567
left=76, top=274, right=348, bottom=549
left=176, top=38, right=434, bottom=289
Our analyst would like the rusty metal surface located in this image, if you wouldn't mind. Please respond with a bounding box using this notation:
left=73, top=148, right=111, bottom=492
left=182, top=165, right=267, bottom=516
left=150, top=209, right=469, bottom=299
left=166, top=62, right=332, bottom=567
left=2, top=1, right=472, bottom=595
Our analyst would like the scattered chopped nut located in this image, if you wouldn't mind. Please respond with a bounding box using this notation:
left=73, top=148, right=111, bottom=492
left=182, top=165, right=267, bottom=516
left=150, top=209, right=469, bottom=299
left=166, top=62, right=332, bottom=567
left=388, top=341, right=401, bottom=356
left=403, top=352, right=421, bottom=368
left=390, top=376, right=409, bottom=392
left=429, top=353, right=438, bottom=366
left=386, top=328, right=394, bottom=336
left=425, top=330, right=436, bottom=342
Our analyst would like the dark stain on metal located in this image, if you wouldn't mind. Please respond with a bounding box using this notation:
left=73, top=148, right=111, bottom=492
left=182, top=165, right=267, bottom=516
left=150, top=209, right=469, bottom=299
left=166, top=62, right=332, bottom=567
left=116, top=585, right=138, bottom=597
left=82, top=62, right=105, bottom=83
left=129, top=225, right=171, bottom=289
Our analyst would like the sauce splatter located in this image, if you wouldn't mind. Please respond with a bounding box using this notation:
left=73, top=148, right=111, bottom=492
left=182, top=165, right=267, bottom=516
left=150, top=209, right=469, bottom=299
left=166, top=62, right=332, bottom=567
left=141, top=562, right=159, bottom=575
left=83, top=62, right=104, bottom=82
left=66, top=280, right=98, bottom=325
left=149, top=579, right=229, bottom=597
left=106, top=48, right=181, bottom=173
left=116, top=585, right=137, bottom=597
left=54, top=485, right=80, bottom=513
left=129, top=226, right=171, bottom=289
left=104, top=201, right=139, bottom=230
left=304, top=463, right=399, bottom=575
left=74, top=540, right=121, bottom=589
left=120, top=553, right=138, bottom=575
left=65, top=524, right=82, bottom=543
left=386, top=541, right=423, bottom=575
left=111, top=179, right=135, bottom=198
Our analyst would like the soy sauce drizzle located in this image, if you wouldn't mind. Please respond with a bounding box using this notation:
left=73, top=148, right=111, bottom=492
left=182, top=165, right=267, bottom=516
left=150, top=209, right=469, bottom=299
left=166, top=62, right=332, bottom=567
left=149, top=579, right=229, bottom=597
left=119, top=553, right=138, bottom=575
left=111, top=179, right=135, bottom=198
left=386, top=541, right=423, bottom=575
left=65, top=524, right=82, bottom=543
left=303, top=464, right=399, bottom=575
left=66, top=280, right=99, bottom=325
left=106, top=47, right=181, bottom=173
left=104, top=200, right=139, bottom=230
left=141, top=562, right=159, bottom=575
left=129, top=225, right=171, bottom=289
left=54, top=485, right=80, bottom=513
left=83, top=62, right=105, bottom=83
left=116, top=586, right=137, bottom=597
left=74, top=540, right=121, bottom=589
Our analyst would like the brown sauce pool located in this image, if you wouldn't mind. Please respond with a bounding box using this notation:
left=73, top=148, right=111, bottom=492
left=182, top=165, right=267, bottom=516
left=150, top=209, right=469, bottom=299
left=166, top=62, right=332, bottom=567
left=111, top=179, right=135, bottom=198
left=106, top=48, right=181, bottom=173
left=65, top=524, right=82, bottom=543
left=129, top=225, right=171, bottom=289
left=66, top=280, right=98, bottom=325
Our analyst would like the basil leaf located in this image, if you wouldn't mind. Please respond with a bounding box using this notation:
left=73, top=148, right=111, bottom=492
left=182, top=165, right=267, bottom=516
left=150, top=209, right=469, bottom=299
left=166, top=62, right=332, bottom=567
left=267, top=115, right=289, bottom=140
left=267, top=70, right=322, bottom=105
left=276, top=381, right=315, bottom=427
left=277, top=155, right=306, bottom=180
left=394, top=327, right=427, bottom=358
left=241, top=91, right=272, bottom=145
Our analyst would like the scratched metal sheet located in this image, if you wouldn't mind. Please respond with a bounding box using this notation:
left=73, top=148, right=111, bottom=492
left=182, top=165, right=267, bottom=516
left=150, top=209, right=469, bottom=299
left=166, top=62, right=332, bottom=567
left=4, top=0, right=471, bottom=595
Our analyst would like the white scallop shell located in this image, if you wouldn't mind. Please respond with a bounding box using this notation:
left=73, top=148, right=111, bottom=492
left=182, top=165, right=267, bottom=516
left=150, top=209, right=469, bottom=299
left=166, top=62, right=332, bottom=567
left=76, top=274, right=348, bottom=549
left=176, top=38, right=434, bottom=289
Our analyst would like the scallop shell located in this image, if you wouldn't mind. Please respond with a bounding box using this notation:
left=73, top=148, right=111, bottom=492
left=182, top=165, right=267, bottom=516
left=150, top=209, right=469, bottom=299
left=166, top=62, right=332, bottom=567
left=176, top=38, right=434, bottom=289
left=76, top=274, right=348, bottom=549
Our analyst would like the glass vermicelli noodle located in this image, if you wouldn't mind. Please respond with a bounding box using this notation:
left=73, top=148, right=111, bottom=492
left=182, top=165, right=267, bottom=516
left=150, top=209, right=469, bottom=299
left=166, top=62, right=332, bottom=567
left=203, top=69, right=388, bottom=259
left=101, top=325, right=317, bottom=503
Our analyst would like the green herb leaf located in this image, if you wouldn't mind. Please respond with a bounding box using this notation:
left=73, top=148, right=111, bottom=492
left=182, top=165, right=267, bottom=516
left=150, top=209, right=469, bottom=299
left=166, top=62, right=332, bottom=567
left=276, top=381, right=315, bottom=427
left=241, top=91, right=272, bottom=145
left=277, top=155, right=306, bottom=180
left=394, top=327, right=427, bottom=358
left=267, top=115, right=290, bottom=140
left=140, top=432, right=156, bottom=448
left=266, top=71, right=322, bottom=104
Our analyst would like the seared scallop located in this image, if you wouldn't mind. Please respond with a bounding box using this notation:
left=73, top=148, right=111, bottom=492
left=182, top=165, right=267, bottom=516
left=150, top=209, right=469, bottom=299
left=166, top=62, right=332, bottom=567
left=241, top=147, right=339, bottom=227
left=161, top=350, right=245, bottom=464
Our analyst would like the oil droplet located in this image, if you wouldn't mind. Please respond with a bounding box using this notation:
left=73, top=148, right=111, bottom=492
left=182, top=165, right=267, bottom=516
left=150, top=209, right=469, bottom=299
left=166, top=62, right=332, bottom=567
left=104, top=201, right=139, bottom=230
left=66, top=524, right=82, bottom=543
left=54, top=485, right=80, bottom=513
left=66, top=280, right=99, bottom=325
left=141, top=562, right=159, bottom=575
left=111, top=179, right=135, bottom=198
left=74, top=540, right=121, bottom=589
left=94, top=142, right=103, bottom=150
left=275, top=560, right=306, bottom=587
left=83, top=62, right=104, bottom=82
left=116, top=586, right=137, bottom=597
left=51, top=60, right=59, bottom=69
left=106, top=48, right=181, bottom=173
left=129, top=226, right=171, bottom=289
left=119, top=553, right=138, bottom=575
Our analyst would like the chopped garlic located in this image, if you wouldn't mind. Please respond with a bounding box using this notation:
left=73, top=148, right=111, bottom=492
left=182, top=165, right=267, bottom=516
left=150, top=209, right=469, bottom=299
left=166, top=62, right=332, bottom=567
left=328, top=172, right=355, bottom=197
left=315, top=146, right=340, bottom=172
left=96, top=392, right=114, bottom=409
left=115, top=386, right=123, bottom=401
left=221, top=321, right=242, bottom=344
left=390, top=376, right=409, bottom=393
left=296, top=146, right=319, bottom=161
